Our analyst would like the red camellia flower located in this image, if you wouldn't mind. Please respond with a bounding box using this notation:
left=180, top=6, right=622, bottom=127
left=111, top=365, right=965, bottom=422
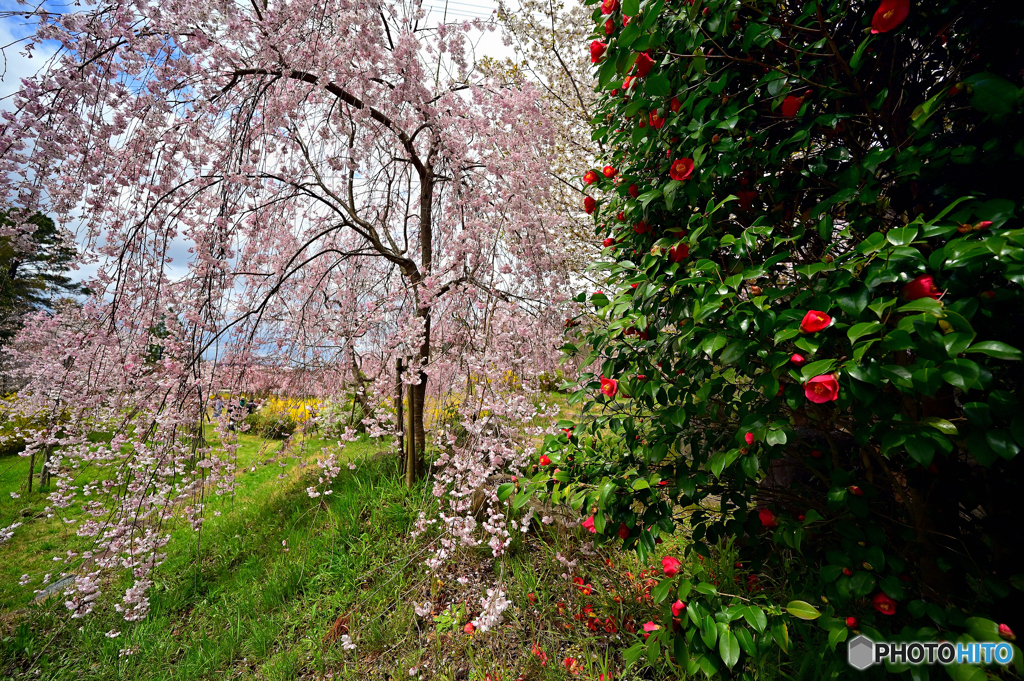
left=622, top=14, right=631, bottom=26
left=737, top=189, right=758, bottom=211
left=846, top=617, right=858, bottom=628
left=633, top=52, right=655, bottom=77
left=649, top=110, right=665, bottom=129
left=590, top=41, right=607, bottom=64
left=604, top=18, right=615, bottom=35
left=616, top=211, right=625, bottom=221
left=582, top=515, right=597, bottom=533
left=669, top=158, right=694, bottom=181
left=669, top=243, right=689, bottom=263
left=758, top=509, right=777, bottom=528
left=871, top=0, right=909, bottom=33
left=662, top=555, right=682, bottom=577
left=999, top=624, right=1016, bottom=641
left=634, top=220, right=650, bottom=234
left=642, top=621, right=660, bottom=638
left=781, top=95, right=804, bottom=118
left=628, top=184, right=639, bottom=198
left=811, top=449, right=822, bottom=458
left=672, top=600, right=686, bottom=617
left=602, top=237, right=615, bottom=248
left=539, top=454, right=551, bottom=466
left=600, top=376, right=618, bottom=398
left=618, top=523, right=630, bottom=540
left=622, top=75, right=635, bottom=90
left=744, top=432, right=754, bottom=445
left=603, top=165, right=617, bottom=178
left=902, top=274, right=942, bottom=301
left=800, top=310, right=832, bottom=333
left=464, top=622, right=475, bottom=634
left=670, top=96, right=681, bottom=113
left=600, top=0, right=618, bottom=14
left=872, top=592, right=897, bottom=615
left=805, top=374, right=840, bottom=403
left=583, top=170, right=599, bottom=185
left=584, top=196, right=596, bottom=214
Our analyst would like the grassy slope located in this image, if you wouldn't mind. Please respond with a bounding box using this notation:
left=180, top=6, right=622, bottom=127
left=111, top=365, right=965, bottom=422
left=0, top=396, right=802, bottom=681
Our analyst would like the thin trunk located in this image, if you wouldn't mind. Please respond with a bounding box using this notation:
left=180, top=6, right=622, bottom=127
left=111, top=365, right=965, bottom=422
left=41, top=445, right=51, bottom=488
left=395, top=358, right=404, bottom=460
left=27, top=450, right=34, bottom=493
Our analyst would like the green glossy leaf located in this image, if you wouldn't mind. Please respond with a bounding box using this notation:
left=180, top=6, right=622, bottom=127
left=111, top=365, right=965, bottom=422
left=719, top=630, right=740, bottom=668
left=742, top=606, right=767, bottom=633
left=848, top=322, right=883, bottom=343
left=785, top=600, right=822, bottom=620
left=920, top=416, right=958, bottom=435
left=966, top=341, right=1023, bottom=361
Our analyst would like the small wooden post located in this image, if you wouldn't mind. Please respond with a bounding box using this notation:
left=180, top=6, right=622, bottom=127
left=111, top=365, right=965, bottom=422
left=405, top=380, right=416, bottom=487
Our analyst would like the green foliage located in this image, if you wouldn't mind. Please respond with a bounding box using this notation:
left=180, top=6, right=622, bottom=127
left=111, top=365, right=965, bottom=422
left=0, top=213, right=87, bottom=343
left=549, top=0, right=1024, bottom=675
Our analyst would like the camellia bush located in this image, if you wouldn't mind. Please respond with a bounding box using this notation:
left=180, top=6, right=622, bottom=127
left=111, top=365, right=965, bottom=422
left=528, top=0, right=1024, bottom=676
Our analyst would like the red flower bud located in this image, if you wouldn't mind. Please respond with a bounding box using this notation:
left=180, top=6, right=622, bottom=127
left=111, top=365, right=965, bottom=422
left=790, top=353, right=806, bottom=365
left=628, top=184, right=639, bottom=198
left=602, top=237, right=615, bottom=248
left=604, top=18, right=615, bottom=35
left=846, top=617, right=858, bottom=628
left=999, top=623, right=1016, bottom=641
left=670, top=96, right=681, bottom=113
left=584, top=196, right=597, bottom=214
left=758, top=509, right=777, bottom=528
left=590, top=41, right=608, bottom=64
left=842, top=567, right=853, bottom=576
left=848, top=485, right=864, bottom=496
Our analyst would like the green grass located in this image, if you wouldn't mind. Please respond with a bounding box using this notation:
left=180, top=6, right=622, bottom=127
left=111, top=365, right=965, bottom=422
left=1, top=429, right=427, bottom=679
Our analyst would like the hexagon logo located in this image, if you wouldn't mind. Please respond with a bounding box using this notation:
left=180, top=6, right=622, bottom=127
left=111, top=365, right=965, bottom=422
left=848, top=635, right=875, bottom=670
